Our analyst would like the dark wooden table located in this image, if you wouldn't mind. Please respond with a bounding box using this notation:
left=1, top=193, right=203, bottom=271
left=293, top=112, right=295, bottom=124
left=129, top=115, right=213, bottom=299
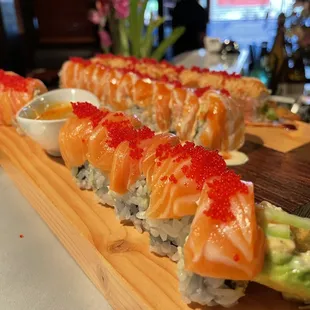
left=234, top=141, right=310, bottom=215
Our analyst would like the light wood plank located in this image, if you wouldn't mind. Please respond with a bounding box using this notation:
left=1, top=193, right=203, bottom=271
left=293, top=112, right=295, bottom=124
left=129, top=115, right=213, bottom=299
left=0, top=126, right=300, bottom=309
left=245, top=121, right=310, bottom=153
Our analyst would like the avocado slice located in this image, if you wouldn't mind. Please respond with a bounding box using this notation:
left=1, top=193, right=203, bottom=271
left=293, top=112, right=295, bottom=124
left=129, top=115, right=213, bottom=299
left=255, top=201, right=310, bottom=303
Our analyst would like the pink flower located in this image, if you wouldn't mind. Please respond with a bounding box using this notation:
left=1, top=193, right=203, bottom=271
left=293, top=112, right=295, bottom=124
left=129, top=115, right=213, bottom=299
left=88, top=10, right=101, bottom=25
left=112, top=0, right=129, bottom=19
left=98, top=30, right=112, bottom=47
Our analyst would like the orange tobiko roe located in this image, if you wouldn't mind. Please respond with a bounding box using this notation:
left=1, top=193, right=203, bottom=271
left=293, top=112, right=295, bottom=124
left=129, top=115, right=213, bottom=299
left=0, top=70, right=29, bottom=92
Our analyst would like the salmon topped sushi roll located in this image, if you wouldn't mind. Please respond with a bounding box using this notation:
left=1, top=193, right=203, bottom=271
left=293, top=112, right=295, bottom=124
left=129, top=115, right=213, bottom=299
left=59, top=102, right=310, bottom=308
left=193, top=89, right=245, bottom=152
left=0, top=70, right=47, bottom=126
left=178, top=171, right=265, bottom=307
left=59, top=58, right=246, bottom=155
left=139, top=141, right=228, bottom=260
left=59, top=102, right=111, bottom=189
left=95, top=115, right=155, bottom=228
left=60, top=102, right=156, bottom=230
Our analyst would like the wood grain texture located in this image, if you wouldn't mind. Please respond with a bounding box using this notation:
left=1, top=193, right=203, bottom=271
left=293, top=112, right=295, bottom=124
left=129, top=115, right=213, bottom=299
left=245, top=121, right=310, bottom=153
left=0, top=126, right=303, bottom=310
left=235, top=139, right=310, bottom=213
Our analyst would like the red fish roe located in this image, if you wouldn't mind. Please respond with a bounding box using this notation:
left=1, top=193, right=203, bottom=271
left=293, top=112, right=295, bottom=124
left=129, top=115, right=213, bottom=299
left=72, top=56, right=236, bottom=96
left=71, top=102, right=109, bottom=128
left=95, top=53, right=116, bottom=60
left=175, top=65, right=185, bottom=74
left=95, top=53, right=176, bottom=70
left=194, top=87, right=231, bottom=98
left=161, top=75, right=182, bottom=88
left=0, top=70, right=29, bottom=92
left=169, top=174, right=178, bottom=184
left=233, top=254, right=240, bottom=262
left=155, top=141, right=248, bottom=222
left=93, top=54, right=242, bottom=82
left=156, top=141, right=226, bottom=191
left=70, top=57, right=91, bottom=66
left=101, top=119, right=155, bottom=160
left=72, top=102, right=99, bottom=118
left=204, top=170, right=249, bottom=222
left=220, top=89, right=231, bottom=97
left=160, top=175, right=177, bottom=183
left=192, top=66, right=202, bottom=73
left=194, top=86, right=211, bottom=97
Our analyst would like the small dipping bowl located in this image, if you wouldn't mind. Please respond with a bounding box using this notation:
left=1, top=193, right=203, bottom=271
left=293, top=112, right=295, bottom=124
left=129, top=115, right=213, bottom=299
left=16, top=88, right=100, bottom=157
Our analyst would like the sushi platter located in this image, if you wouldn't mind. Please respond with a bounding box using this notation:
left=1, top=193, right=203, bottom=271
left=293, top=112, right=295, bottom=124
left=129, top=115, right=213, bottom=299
left=1, top=57, right=310, bottom=310
left=0, top=126, right=303, bottom=310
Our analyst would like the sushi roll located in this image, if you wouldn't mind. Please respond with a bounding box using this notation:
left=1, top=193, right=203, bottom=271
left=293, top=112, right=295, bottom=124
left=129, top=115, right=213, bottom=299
left=59, top=102, right=163, bottom=231
left=90, top=54, right=269, bottom=102
left=178, top=178, right=310, bottom=307
left=0, top=70, right=47, bottom=126
left=178, top=173, right=265, bottom=307
left=140, top=140, right=229, bottom=261
left=59, top=102, right=109, bottom=190
left=59, top=58, right=244, bottom=153
left=59, top=102, right=310, bottom=307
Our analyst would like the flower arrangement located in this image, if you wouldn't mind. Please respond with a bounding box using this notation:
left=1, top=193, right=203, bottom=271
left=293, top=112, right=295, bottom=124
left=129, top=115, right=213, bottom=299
left=89, top=0, right=185, bottom=60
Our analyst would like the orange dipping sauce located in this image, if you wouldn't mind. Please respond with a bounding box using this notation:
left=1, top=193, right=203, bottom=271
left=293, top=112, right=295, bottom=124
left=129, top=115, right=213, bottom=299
left=36, top=102, right=73, bottom=120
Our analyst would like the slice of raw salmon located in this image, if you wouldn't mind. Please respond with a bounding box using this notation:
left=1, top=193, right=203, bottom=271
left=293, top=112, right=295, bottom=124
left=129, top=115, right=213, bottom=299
left=59, top=61, right=75, bottom=88
left=176, top=91, right=199, bottom=141
left=0, top=71, right=47, bottom=125
left=109, top=141, right=141, bottom=194
left=116, top=72, right=136, bottom=110
left=140, top=133, right=179, bottom=186
left=154, top=83, right=172, bottom=132
left=184, top=179, right=265, bottom=280
left=169, top=87, right=187, bottom=133
left=87, top=112, right=143, bottom=174
left=59, top=116, right=94, bottom=168
left=146, top=155, right=201, bottom=219
left=134, top=78, right=154, bottom=109
left=59, top=102, right=110, bottom=168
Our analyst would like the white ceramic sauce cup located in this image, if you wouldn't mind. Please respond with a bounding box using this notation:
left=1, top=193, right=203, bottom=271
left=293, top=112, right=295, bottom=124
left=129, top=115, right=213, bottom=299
left=16, top=88, right=100, bottom=157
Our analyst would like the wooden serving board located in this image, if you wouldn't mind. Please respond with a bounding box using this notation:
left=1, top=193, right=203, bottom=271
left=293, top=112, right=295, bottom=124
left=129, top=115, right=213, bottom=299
left=245, top=121, right=310, bottom=153
left=0, top=127, right=301, bottom=310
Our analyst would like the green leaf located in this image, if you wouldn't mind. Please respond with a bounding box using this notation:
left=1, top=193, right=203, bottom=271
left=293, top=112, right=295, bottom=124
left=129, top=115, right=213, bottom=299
left=151, top=26, right=185, bottom=61
left=107, top=14, right=120, bottom=54
left=137, top=0, right=148, bottom=57
left=119, top=19, right=129, bottom=56
left=129, top=0, right=140, bottom=57
left=140, top=17, right=165, bottom=58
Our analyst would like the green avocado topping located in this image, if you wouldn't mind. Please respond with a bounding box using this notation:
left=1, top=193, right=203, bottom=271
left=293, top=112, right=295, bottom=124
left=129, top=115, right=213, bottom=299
left=255, top=202, right=310, bottom=303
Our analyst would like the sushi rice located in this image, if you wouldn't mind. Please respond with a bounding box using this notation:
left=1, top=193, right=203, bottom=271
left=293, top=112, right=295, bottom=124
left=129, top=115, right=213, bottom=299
left=72, top=162, right=194, bottom=261
left=177, top=246, right=247, bottom=307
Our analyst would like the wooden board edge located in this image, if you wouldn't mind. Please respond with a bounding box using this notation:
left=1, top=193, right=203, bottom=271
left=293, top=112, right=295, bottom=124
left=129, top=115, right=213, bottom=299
left=0, top=157, right=151, bottom=310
